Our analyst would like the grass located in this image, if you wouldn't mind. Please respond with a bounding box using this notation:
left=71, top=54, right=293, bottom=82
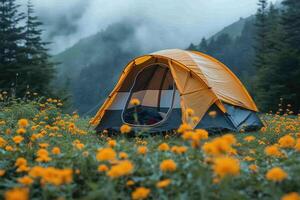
left=0, top=94, right=300, bottom=200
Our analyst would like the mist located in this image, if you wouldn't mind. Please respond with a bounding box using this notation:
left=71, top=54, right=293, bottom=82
left=18, top=0, right=279, bottom=54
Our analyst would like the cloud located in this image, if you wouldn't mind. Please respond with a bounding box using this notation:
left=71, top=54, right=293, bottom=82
left=18, top=0, right=279, bottom=54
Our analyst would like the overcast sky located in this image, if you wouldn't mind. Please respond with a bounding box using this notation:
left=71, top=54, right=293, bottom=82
left=19, top=0, right=279, bottom=54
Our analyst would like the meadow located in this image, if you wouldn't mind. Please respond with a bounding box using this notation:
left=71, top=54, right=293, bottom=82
left=0, top=92, right=300, bottom=200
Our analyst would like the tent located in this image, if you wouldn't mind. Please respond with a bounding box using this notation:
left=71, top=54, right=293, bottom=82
left=91, top=49, right=263, bottom=132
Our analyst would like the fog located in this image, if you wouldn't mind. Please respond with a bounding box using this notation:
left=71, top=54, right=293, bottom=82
left=19, top=0, right=279, bottom=54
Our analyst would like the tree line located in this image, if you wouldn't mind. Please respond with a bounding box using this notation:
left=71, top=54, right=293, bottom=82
left=189, top=0, right=300, bottom=113
left=0, top=0, right=55, bottom=97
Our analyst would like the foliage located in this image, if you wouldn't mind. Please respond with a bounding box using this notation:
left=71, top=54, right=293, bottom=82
left=254, top=0, right=300, bottom=112
left=0, top=0, right=55, bottom=96
left=1, top=96, right=300, bottom=199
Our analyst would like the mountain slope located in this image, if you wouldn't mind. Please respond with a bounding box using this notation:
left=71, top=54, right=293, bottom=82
left=209, top=15, right=255, bottom=41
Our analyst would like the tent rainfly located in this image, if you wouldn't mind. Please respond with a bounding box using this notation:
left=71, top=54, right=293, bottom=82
left=91, top=49, right=263, bottom=132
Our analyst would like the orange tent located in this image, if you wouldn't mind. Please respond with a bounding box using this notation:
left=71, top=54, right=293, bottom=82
left=91, top=49, right=262, bottom=132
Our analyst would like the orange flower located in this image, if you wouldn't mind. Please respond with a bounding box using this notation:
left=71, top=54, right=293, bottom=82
left=137, top=146, right=148, bottom=155
left=13, top=136, right=24, bottom=144
left=120, top=124, right=131, bottom=134
left=119, top=152, right=128, bottom=159
left=278, top=135, right=296, bottom=148
left=107, top=160, right=134, bottom=178
left=108, top=140, right=117, bottom=148
left=5, top=188, right=29, bottom=200
left=158, top=143, right=170, bottom=151
left=249, top=164, right=258, bottom=172
left=18, top=176, right=34, bottom=185
left=18, top=119, right=29, bottom=128
left=281, top=192, right=300, bottom=200
left=0, top=169, right=5, bottom=176
left=264, top=145, right=283, bottom=157
left=16, top=128, right=26, bottom=135
left=156, top=179, right=171, bottom=188
left=160, top=159, right=177, bottom=172
left=130, top=98, right=140, bottom=106
left=266, top=167, right=288, bottom=182
left=212, top=156, right=240, bottom=178
left=98, top=164, right=109, bottom=172
left=52, top=147, right=61, bottom=155
left=96, top=148, right=116, bottom=161
left=244, top=136, right=255, bottom=142
left=132, top=187, right=150, bottom=200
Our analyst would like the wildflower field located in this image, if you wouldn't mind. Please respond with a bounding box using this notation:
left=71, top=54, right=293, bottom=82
left=0, top=94, right=300, bottom=200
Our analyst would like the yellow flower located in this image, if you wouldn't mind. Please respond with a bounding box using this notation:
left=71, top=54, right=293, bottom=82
left=222, top=134, right=237, bottom=145
left=119, top=152, right=128, bottom=159
left=202, top=136, right=236, bottom=156
left=5, top=145, right=14, bottom=151
left=16, top=128, right=26, bottom=135
left=0, top=136, right=7, bottom=147
left=266, top=167, right=288, bottom=182
left=208, top=110, right=217, bottom=118
left=156, top=179, right=171, bottom=188
left=295, top=139, right=300, bottom=152
left=212, top=156, right=240, bottom=178
left=160, top=159, right=177, bottom=172
left=15, top=158, right=27, bottom=167
left=5, top=128, right=11, bottom=134
left=130, top=98, right=140, bottom=106
left=158, top=143, right=170, bottom=151
left=185, top=108, right=194, bottom=117
left=120, top=124, right=131, bottom=134
left=126, top=180, right=135, bottom=186
left=261, top=127, right=267, bottom=132
left=177, top=123, right=192, bottom=133
left=13, top=136, right=24, bottom=144
left=98, top=164, right=109, bottom=172
left=39, top=143, right=49, bottom=148
left=281, top=192, right=300, bottom=200
left=132, top=187, right=150, bottom=200
left=192, top=116, right=200, bottom=123
left=264, top=145, right=283, bottom=157
left=108, top=140, right=117, bottom=148
left=36, top=149, right=52, bottom=162
left=16, top=165, right=30, bottom=173
left=18, top=119, right=29, bottom=128
left=52, top=147, right=61, bottom=155
left=182, top=131, right=194, bottom=140
left=18, top=176, right=34, bottom=185
left=107, top=160, right=134, bottom=178
left=0, top=169, right=5, bottom=176
left=244, top=136, right=255, bottom=142
left=193, top=129, right=209, bottom=140
left=244, top=156, right=255, bottom=162
left=96, top=148, right=116, bottom=161
left=5, top=188, right=29, bottom=200
left=137, top=146, right=148, bottom=155
left=75, top=143, right=85, bottom=150
left=249, top=164, right=258, bottom=172
left=278, top=135, right=296, bottom=148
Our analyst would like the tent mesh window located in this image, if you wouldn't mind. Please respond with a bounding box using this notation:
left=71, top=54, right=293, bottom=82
left=122, top=64, right=175, bottom=126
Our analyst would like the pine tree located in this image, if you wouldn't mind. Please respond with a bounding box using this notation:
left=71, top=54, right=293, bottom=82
left=198, top=37, right=208, bottom=53
left=0, top=0, right=25, bottom=92
left=254, top=0, right=269, bottom=70
left=255, top=3, right=283, bottom=111
left=277, top=0, right=300, bottom=112
left=187, top=43, right=197, bottom=51
left=21, top=0, right=55, bottom=95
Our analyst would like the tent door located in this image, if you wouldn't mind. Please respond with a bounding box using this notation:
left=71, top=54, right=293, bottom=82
left=122, top=63, right=175, bottom=127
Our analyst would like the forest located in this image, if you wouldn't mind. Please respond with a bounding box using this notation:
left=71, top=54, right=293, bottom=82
left=1, top=0, right=300, bottom=113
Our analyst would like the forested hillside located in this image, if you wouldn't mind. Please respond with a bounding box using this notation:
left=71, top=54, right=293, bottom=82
left=53, top=22, right=142, bottom=113
left=188, top=0, right=300, bottom=112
